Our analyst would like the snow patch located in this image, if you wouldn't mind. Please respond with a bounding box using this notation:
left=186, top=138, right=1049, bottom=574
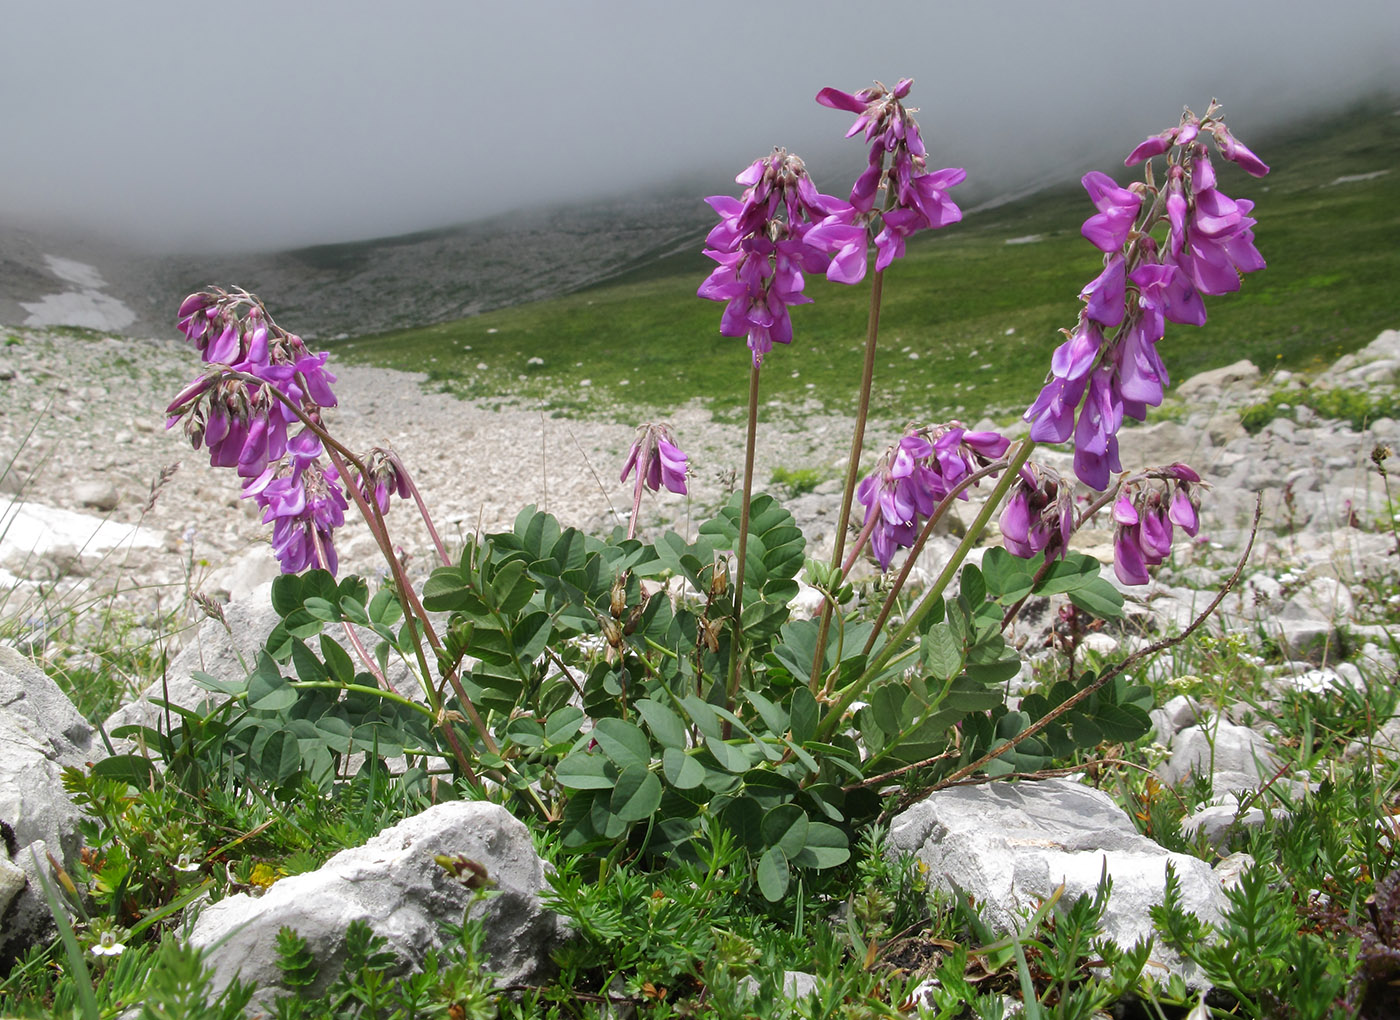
left=19, top=255, right=136, bottom=331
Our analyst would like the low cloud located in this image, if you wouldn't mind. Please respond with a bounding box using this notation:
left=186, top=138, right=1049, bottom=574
left=2, top=0, right=1395, bottom=252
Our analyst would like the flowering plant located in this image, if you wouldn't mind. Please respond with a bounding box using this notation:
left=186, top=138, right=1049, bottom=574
left=156, top=88, right=1268, bottom=903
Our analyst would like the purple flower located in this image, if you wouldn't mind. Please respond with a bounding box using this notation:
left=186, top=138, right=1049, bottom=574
left=1080, top=172, right=1142, bottom=252
left=1023, top=103, right=1267, bottom=492
left=1210, top=124, right=1270, bottom=177
left=257, top=465, right=348, bottom=574
left=168, top=288, right=347, bottom=574
left=622, top=423, right=688, bottom=497
left=1113, top=525, right=1151, bottom=585
left=1000, top=465, right=1074, bottom=561
left=1050, top=320, right=1104, bottom=383
left=1124, top=129, right=1177, bottom=166
left=1109, top=468, right=1206, bottom=584
left=1026, top=374, right=1087, bottom=445
left=1080, top=256, right=1126, bottom=328
left=859, top=424, right=1010, bottom=569
left=1169, top=484, right=1200, bottom=535
left=357, top=448, right=413, bottom=515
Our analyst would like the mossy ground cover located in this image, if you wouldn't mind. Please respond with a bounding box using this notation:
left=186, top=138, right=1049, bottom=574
left=334, top=101, right=1400, bottom=426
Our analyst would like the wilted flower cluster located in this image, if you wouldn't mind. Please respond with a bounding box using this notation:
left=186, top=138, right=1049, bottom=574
left=621, top=422, right=689, bottom=497
left=857, top=424, right=1009, bottom=569
left=1111, top=465, right=1203, bottom=584
left=167, top=289, right=348, bottom=573
left=1025, top=101, right=1268, bottom=490
left=698, top=149, right=861, bottom=366
left=814, top=78, right=966, bottom=271
left=358, top=447, right=413, bottom=514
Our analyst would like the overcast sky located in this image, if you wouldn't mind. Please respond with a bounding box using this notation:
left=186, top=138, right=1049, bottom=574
left=3, top=1, right=1397, bottom=252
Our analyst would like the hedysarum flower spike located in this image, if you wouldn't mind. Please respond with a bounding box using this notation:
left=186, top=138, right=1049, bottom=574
left=1024, top=101, right=1268, bottom=493
left=816, top=78, right=966, bottom=271
left=699, top=149, right=859, bottom=367
left=167, top=287, right=347, bottom=574
left=621, top=422, right=689, bottom=540
left=856, top=423, right=1010, bottom=569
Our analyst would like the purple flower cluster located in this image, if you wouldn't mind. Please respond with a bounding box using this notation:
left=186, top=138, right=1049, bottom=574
left=698, top=150, right=861, bottom=366
left=621, top=423, right=689, bottom=497
left=1025, top=103, right=1268, bottom=491
left=999, top=465, right=1076, bottom=562
left=168, top=289, right=348, bottom=574
left=815, top=78, right=966, bottom=271
left=857, top=424, right=1009, bottom=569
left=999, top=460, right=1204, bottom=586
left=1111, top=465, right=1203, bottom=585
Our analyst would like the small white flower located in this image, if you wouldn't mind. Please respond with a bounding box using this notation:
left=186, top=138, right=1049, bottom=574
left=173, top=852, right=200, bottom=873
left=90, top=930, right=126, bottom=957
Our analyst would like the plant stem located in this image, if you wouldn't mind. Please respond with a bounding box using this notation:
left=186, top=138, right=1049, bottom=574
left=861, top=458, right=1012, bottom=656
left=397, top=461, right=451, bottom=567
left=627, top=475, right=645, bottom=542
left=924, top=495, right=1262, bottom=795
left=816, top=438, right=1035, bottom=741
left=725, top=361, right=763, bottom=714
left=810, top=266, right=886, bottom=686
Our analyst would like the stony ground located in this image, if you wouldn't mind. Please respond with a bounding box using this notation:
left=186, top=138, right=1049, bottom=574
left=1, top=324, right=1397, bottom=679
left=0, top=327, right=860, bottom=623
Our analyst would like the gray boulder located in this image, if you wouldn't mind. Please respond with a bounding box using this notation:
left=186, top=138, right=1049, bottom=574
left=1175, top=359, right=1260, bottom=400
left=0, top=646, right=105, bottom=964
left=187, top=801, right=564, bottom=1008
left=888, top=778, right=1225, bottom=984
left=1157, top=720, right=1280, bottom=794
left=1182, top=800, right=1277, bottom=853
left=104, top=581, right=280, bottom=741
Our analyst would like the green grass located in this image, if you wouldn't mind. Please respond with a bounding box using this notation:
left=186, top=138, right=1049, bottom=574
left=333, top=100, right=1400, bottom=426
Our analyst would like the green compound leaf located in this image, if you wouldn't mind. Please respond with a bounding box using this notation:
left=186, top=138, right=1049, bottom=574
left=544, top=706, right=586, bottom=745
left=634, top=699, right=688, bottom=750
left=981, top=547, right=1035, bottom=604
left=760, top=804, right=809, bottom=858
left=789, top=687, right=819, bottom=744
left=1068, top=577, right=1125, bottom=619
left=791, top=821, right=850, bottom=870
left=271, top=573, right=304, bottom=617
left=248, top=654, right=297, bottom=712
left=703, top=734, right=751, bottom=773
left=921, top=623, right=965, bottom=682
left=662, top=747, right=706, bottom=789
left=1035, top=552, right=1101, bottom=595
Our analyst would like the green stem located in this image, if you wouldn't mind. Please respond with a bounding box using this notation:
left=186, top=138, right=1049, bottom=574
left=724, top=361, right=763, bottom=714
left=816, top=438, right=1035, bottom=741
left=288, top=681, right=434, bottom=717
left=862, top=458, right=1012, bottom=656
left=810, top=266, right=886, bottom=686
